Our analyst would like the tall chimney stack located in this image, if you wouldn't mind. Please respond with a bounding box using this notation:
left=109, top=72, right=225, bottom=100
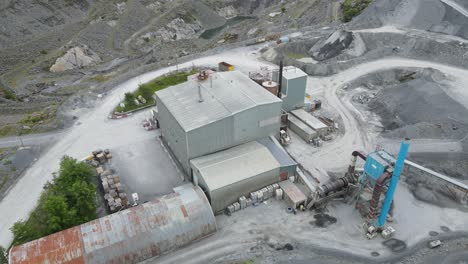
left=277, top=60, right=283, bottom=99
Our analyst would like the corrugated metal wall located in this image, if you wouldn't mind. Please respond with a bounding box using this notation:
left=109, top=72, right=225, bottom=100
left=187, top=116, right=234, bottom=167
left=186, top=101, right=281, bottom=174
left=156, top=97, right=189, bottom=172
left=210, top=167, right=280, bottom=214
left=9, top=185, right=216, bottom=264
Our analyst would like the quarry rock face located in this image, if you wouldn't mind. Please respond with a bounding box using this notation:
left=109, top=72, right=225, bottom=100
left=156, top=18, right=203, bottom=41
left=50, top=46, right=101, bottom=72
left=309, top=29, right=354, bottom=61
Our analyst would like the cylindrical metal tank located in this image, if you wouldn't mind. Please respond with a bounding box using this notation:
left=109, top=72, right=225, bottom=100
left=249, top=72, right=265, bottom=85
left=9, top=185, right=216, bottom=264
left=262, top=81, right=279, bottom=96
left=319, top=177, right=349, bottom=197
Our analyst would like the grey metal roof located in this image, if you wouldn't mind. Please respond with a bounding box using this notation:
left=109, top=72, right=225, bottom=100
left=190, top=141, right=280, bottom=191
left=156, top=71, right=282, bottom=131
left=257, top=137, right=297, bottom=168
left=282, top=66, right=307, bottom=80
left=288, top=115, right=317, bottom=135
left=290, top=109, right=328, bottom=130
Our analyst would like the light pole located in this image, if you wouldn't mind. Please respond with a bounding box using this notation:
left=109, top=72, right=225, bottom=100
left=17, top=126, right=24, bottom=149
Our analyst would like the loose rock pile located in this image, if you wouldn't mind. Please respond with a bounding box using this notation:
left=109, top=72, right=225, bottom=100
left=99, top=169, right=129, bottom=213
left=88, top=149, right=129, bottom=213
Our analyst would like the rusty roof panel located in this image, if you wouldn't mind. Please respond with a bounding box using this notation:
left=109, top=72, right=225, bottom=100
left=9, top=226, right=85, bottom=264
left=10, top=185, right=216, bottom=264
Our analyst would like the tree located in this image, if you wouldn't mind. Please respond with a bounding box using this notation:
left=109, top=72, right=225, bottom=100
left=11, top=156, right=97, bottom=246
left=69, top=181, right=97, bottom=222
left=0, top=246, right=7, bottom=264
left=44, top=195, right=77, bottom=233
left=10, top=220, right=36, bottom=246
left=53, top=156, right=94, bottom=190
left=124, top=92, right=136, bottom=106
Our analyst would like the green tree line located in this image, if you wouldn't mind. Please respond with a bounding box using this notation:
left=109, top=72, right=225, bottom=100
left=342, top=0, right=372, bottom=22
left=10, top=156, right=97, bottom=246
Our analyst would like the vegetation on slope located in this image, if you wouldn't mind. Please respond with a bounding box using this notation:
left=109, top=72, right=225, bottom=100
left=342, top=0, right=372, bottom=22
left=10, top=156, right=96, bottom=246
left=0, top=246, right=6, bottom=264
left=115, top=69, right=196, bottom=113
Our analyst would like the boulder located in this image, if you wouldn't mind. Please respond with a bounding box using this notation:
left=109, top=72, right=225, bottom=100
left=50, top=46, right=101, bottom=72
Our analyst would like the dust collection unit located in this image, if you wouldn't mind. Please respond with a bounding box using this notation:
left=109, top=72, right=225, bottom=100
left=308, top=141, right=410, bottom=238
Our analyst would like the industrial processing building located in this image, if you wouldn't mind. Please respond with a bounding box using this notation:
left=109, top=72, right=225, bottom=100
left=190, top=138, right=296, bottom=213
left=155, top=71, right=283, bottom=175
left=9, top=185, right=216, bottom=264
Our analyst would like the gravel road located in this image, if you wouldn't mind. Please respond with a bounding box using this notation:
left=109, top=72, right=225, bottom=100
left=289, top=58, right=468, bottom=172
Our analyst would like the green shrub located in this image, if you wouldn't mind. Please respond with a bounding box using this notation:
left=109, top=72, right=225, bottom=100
left=40, top=49, right=48, bottom=55
left=0, top=246, right=7, bottom=264
left=10, top=156, right=96, bottom=246
left=342, top=0, right=372, bottom=22
left=115, top=69, right=196, bottom=113
left=287, top=53, right=305, bottom=59
left=1, top=87, right=16, bottom=100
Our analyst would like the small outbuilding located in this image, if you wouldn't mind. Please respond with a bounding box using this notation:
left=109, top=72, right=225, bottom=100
left=290, top=109, right=328, bottom=137
left=273, top=66, right=308, bottom=111
left=190, top=141, right=282, bottom=214
left=279, top=180, right=307, bottom=209
left=288, top=114, right=318, bottom=143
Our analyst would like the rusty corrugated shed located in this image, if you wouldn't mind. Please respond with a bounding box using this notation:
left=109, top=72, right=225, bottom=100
left=9, top=185, right=216, bottom=264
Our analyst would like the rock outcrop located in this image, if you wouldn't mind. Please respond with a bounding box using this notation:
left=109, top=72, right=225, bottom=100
left=50, top=46, right=101, bottom=72
left=308, top=29, right=354, bottom=61
left=156, top=18, right=203, bottom=41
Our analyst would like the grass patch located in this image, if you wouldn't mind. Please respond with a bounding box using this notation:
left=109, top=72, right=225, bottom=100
left=341, top=0, right=372, bottom=22
left=0, top=86, right=17, bottom=101
left=18, top=107, right=57, bottom=128
left=287, top=52, right=305, bottom=60
left=0, top=175, right=8, bottom=190
left=10, top=156, right=97, bottom=246
left=87, top=74, right=112, bottom=83
left=18, top=112, right=48, bottom=126
left=398, top=72, right=416, bottom=83
left=115, top=69, right=196, bottom=113
left=0, top=125, right=17, bottom=137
